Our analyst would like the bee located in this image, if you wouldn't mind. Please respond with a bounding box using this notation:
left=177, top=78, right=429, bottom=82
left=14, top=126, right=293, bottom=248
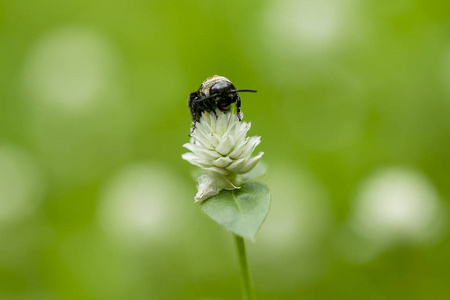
left=188, top=75, right=257, bottom=136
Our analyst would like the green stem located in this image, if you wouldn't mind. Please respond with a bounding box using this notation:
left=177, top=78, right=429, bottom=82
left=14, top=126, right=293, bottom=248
left=233, top=234, right=254, bottom=300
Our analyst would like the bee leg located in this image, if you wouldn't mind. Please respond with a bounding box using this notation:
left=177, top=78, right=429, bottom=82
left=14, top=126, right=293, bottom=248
left=189, top=103, right=199, bottom=136
left=188, top=91, right=199, bottom=136
left=236, top=95, right=242, bottom=121
left=211, top=109, right=218, bottom=119
left=189, top=109, right=199, bottom=136
left=189, top=120, right=197, bottom=136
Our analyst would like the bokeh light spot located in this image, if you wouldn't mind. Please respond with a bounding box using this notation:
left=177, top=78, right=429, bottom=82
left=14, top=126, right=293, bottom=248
left=353, top=168, right=444, bottom=243
left=263, top=0, right=355, bottom=56
left=98, top=163, right=189, bottom=249
left=23, top=26, right=121, bottom=114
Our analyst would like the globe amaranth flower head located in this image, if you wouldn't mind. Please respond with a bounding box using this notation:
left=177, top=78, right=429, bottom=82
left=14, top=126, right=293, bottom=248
left=182, top=110, right=264, bottom=202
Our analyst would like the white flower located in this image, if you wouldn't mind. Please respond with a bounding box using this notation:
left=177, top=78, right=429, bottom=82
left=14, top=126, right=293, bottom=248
left=182, top=110, right=264, bottom=202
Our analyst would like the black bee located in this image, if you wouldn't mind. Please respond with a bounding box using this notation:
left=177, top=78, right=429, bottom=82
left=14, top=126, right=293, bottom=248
left=188, top=75, right=257, bottom=135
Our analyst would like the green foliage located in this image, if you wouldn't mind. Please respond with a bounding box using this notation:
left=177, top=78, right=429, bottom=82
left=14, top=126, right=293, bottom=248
left=201, top=182, right=271, bottom=239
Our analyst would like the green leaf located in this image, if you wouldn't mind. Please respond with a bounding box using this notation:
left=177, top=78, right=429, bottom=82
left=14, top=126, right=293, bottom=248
left=200, top=182, right=271, bottom=239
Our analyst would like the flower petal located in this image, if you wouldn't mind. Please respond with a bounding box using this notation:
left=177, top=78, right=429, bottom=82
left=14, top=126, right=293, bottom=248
left=216, top=112, right=228, bottom=135
left=215, top=135, right=235, bottom=156
left=181, top=153, right=211, bottom=168
left=238, top=151, right=264, bottom=174
left=238, top=161, right=267, bottom=182
left=239, top=136, right=261, bottom=159
left=192, top=127, right=214, bottom=150
left=209, top=112, right=217, bottom=131
left=205, top=166, right=229, bottom=176
left=226, top=158, right=247, bottom=172
left=181, top=152, right=199, bottom=165
left=212, top=156, right=233, bottom=168
left=210, top=133, right=221, bottom=148
left=183, top=143, right=221, bottom=160
left=228, top=138, right=247, bottom=159
left=194, top=136, right=214, bottom=150
left=193, top=121, right=209, bottom=137
left=200, top=116, right=214, bottom=134
left=234, top=122, right=251, bottom=145
left=222, top=118, right=239, bottom=138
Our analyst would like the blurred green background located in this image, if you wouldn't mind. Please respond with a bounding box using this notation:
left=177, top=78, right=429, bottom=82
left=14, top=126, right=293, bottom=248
left=1, top=0, right=450, bottom=299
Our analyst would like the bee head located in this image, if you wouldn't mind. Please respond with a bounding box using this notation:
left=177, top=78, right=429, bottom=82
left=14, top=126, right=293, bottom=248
left=208, top=80, right=234, bottom=107
left=210, top=80, right=234, bottom=96
left=193, top=79, right=257, bottom=104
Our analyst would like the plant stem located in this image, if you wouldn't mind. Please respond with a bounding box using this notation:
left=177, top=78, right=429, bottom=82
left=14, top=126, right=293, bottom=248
left=233, top=234, right=254, bottom=300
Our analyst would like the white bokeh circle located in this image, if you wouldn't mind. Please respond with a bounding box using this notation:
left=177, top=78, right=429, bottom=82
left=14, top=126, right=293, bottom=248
left=98, top=163, right=189, bottom=249
left=352, top=168, right=446, bottom=247
left=23, top=26, right=121, bottom=114
left=262, top=0, right=358, bottom=57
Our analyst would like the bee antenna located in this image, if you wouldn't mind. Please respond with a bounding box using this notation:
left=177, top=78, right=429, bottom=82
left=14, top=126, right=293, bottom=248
left=193, top=94, right=218, bottom=102
left=230, top=89, right=257, bottom=93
